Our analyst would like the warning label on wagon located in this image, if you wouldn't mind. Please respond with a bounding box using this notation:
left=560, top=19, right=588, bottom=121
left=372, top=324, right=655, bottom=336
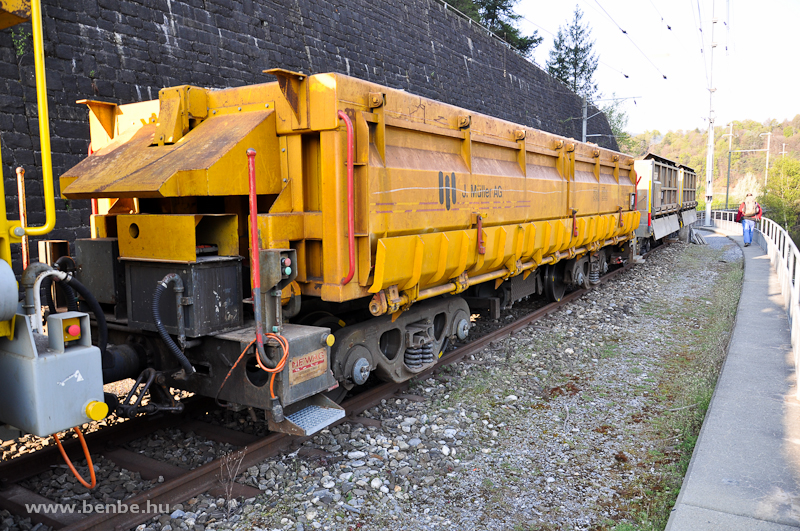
left=289, top=348, right=327, bottom=385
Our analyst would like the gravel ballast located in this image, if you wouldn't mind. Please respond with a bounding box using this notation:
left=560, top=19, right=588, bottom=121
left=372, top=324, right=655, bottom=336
left=0, top=235, right=743, bottom=531
left=234, top=236, right=741, bottom=531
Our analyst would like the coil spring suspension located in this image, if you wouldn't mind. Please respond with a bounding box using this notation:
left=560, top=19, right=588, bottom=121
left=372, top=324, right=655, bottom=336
left=405, top=343, right=435, bottom=369
left=589, top=270, right=600, bottom=284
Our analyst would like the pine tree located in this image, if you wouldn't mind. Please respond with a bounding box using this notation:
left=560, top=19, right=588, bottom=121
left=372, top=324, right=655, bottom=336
left=444, top=0, right=542, bottom=57
left=601, top=95, right=636, bottom=155
left=546, top=5, right=599, bottom=99
left=445, top=0, right=480, bottom=21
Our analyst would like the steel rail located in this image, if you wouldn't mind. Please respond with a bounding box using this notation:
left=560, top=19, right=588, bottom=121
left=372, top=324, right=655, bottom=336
left=0, top=398, right=209, bottom=486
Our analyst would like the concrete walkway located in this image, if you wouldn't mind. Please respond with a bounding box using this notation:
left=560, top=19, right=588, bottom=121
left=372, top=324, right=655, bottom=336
left=667, top=230, right=800, bottom=530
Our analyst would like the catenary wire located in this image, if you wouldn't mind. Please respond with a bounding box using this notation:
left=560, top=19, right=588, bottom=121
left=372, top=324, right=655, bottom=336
left=592, top=0, right=668, bottom=80
left=689, top=0, right=711, bottom=89
left=515, top=12, right=630, bottom=79
left=648, top=0, right=672, bottom=30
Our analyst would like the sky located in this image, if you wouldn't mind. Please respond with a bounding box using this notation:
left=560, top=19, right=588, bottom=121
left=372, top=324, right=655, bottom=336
left=513, top=0, right=799, bottom=135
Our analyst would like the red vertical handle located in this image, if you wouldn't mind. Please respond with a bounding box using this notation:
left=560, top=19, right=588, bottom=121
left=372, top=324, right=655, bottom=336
left=572, top=209, right=579, bottom=237
left=476, top=214, right=486, bottom=255
left=248, top=149, right=260, bottom=294
left=247, top=148, right=267, bottom=360
left=338, top=110, right=355, bottom=285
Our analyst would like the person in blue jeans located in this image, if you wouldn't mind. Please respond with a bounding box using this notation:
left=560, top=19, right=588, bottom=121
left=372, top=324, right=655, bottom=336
left=736, top=193, right=762, bottom=247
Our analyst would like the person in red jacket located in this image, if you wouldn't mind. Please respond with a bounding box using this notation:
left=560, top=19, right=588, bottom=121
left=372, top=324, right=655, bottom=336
left=736, top=193, right=762, bottom=247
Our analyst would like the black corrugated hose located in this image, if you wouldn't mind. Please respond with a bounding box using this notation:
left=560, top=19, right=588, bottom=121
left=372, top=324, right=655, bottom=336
left=43, top=276, right=79, bottom=314
left=62, top=275, right=107, bottom=358
left=152, top=281, right=194, bottom=376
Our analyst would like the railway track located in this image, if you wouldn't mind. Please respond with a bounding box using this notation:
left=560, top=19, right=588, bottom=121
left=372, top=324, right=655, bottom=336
left=0, top=261, right=638, bottom=531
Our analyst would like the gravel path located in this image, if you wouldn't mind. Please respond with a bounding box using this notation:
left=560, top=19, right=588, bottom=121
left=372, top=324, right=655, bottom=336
left=0, top=237, right=743, bottom=531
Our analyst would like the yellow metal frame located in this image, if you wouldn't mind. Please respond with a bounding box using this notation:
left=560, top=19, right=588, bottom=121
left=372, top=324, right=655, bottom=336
left=0, top=0, right=29, bottom=30
left=117, top=214, right=239, bottom=263
left=61, top=71, right=640, bottom=318
left=25, top=0, right=55, bottom=236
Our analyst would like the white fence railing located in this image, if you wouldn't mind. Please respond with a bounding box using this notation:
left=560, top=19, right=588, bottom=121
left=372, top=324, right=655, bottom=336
left=696, top=210, right=800, bottom=398
left=695, top=209, right=742, bottom=234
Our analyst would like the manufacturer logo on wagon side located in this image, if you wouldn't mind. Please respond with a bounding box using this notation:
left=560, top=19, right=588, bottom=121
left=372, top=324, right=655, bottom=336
left=289, top=348, right=327, bottom=385
left=438, top=171, right=457, bottom=210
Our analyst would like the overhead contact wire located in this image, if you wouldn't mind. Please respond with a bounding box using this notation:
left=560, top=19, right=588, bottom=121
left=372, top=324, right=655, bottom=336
left=592, top=0, right=668, bottom=79
left=515, top=12, right=629, bottom=79
left=648, top=0, right=671, bottom=30
left=689, top=0, right=711, bottom=89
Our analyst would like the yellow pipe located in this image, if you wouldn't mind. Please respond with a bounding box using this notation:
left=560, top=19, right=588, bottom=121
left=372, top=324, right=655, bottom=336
left=20, top=0, right=56, bottom=237
left=0, top=145, right=10, bottom=266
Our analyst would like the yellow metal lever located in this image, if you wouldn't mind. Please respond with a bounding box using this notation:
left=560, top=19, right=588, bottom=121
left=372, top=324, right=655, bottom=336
left=21, top=0, right=55, bottom=237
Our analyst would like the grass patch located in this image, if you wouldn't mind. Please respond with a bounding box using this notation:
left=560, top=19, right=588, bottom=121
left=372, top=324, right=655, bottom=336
left=612, top=243, right=744, bottom=530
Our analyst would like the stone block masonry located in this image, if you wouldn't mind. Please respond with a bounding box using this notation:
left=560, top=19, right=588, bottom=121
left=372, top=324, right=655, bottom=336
left=0, top=0, right=615, bottom=274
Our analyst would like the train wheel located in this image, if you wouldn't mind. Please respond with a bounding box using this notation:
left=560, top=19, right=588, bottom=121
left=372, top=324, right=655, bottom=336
left=325, top=384, right=349, bottom=404
left=543, top=263, right=566, bottom=302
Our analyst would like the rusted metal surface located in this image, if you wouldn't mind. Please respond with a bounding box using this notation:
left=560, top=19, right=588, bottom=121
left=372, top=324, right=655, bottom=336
left=395, top=394, right=426, bottom=403
left=345, top=416, right=383, bottom=427
left=265, top=68, right=304, bottom=118
left=0, top=485, right=85, bottom=528
left=103, top=448, right=187, bottom=481
left=432, top=263, right=634, bottom=369
left=180, top=420, right=260, bottom=447
left=59, top=432, right=297, bottom=531
left=207, top=481, right=262, bottom=500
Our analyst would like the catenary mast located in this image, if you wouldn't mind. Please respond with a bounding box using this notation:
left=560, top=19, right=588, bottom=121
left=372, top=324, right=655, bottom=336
left=704, top=0, right=717, bottom=225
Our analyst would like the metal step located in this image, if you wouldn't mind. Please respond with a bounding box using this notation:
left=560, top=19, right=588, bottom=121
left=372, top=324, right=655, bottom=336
left=287, top=405, right=346, bottom=435
left=267, top=393, right=345, bottom=436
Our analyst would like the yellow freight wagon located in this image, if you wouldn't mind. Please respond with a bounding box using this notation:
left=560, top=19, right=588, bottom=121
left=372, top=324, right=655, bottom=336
left=634, top=153, right=697, bottom=252
left=59, top=71, right=639, bottom=433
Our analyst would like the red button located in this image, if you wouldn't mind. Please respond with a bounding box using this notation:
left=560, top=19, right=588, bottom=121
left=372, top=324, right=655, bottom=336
left=67, top=325, right=81, bottom=337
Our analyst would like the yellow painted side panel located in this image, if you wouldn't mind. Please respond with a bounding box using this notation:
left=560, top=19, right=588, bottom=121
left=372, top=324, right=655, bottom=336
left=117, top=214, right=239, bottom=262
left=0, top=318, right=12, bottom=339
left=0, top=0, right=30, bottom=30
left=61, top=111, right=279, bottom=199
left=118, top=214, right=198, bottom=262
left=369, top=209, right=640, bottom=294
left=257, top=213, right=304, bottom=249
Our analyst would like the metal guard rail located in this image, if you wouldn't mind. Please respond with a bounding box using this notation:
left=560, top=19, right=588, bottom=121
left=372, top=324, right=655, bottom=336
left=696, top=210, right=800, bottom=398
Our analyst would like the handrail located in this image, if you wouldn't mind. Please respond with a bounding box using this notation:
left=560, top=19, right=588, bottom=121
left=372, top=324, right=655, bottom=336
left=338, top=110, right=355, bottom=285
left=696, top=210, right=800, bottom=399
left=694, top=209, right=742, bottom=234
left=22, top=0, right=56, bottom=237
